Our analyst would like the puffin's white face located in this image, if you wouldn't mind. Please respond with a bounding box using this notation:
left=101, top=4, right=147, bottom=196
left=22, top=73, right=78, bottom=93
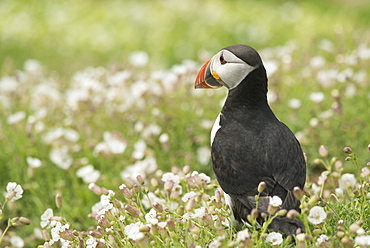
left=210, top=50, right=257, bottom=89
left=195, top=49, right=258, bottom=90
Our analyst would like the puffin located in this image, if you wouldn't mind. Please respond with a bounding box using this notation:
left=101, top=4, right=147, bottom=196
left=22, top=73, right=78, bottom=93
left=194, top=44, right=306, bottom=235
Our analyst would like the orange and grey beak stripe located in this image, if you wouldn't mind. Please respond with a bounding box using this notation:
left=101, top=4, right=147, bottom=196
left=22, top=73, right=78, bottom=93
left=194, top=59, right=223, bottom=89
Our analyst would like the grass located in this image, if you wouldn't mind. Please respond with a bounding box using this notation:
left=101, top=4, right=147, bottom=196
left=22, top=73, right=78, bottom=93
left=0, top=0, right=369, bottom=247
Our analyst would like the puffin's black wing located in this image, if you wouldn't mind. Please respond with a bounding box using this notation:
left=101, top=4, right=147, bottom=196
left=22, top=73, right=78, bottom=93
left=211, top=112, right=306, bottom=210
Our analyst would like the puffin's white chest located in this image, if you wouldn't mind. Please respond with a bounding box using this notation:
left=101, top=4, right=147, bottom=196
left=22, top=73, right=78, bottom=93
left=210, top=113, right=222, bottom=145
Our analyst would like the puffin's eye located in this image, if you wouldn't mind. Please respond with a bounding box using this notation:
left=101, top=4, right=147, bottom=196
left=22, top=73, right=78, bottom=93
left=220, top=55, right=227, bottom=65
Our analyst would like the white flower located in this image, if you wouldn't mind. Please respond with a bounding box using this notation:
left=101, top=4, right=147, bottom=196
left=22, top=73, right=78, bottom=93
left=190, top=171, right=211, bottom=183
left=338, top=173, right=356, bottom=189
left=10, top=236, right=24, bottom=248
left=50, top=221, right=70, bottom=245
left=132, top=139, right=147, bottom=160
left=7, top=111, right=26, bottom=124
left=159, top=133, right=169, bottom=143
left=141, top=124, right=161, bottom=139
left=317, top=171, right=330, bottom=186
left=124, top=221, right=143, bottom=240
left=182, top=191, right=199, bottom=202
left=289, top=98, right=302, bottom=109
left=43, top=128, right=79, bottom=144
left=94, top=131, right=127, bottom=155
left=307, top=206, right=327, bottom=225
left=76, top=165, right=101, bottom=183
left=50, top=146, right=73, bottom=170
left=129, top=51, right=149, bottom=67
left=269, top=196, right=282, bottom=207
left=236, top=228, right=250, bottom=242
left=309, top=92, right=325, bottom=103
left=335, top=188, right=344, bottom=197
left=5, top=182, right=23, bottom=202
left=266, top=232, right=283, bottom=246
left=141, top=192, right=167, bottom=209
left=157, top=221, right=167, bottom=228
left=26, top=156, right=42, bottom=168
left=192, top=207, right=207, bottom=218
left=162, top=172, right=180, bottom=185
left=310, top=56, right=325, bottom=68
left=40, top=208, right=54, bottom=228
left=208, top=236, right=224, bottom=248
left=145, top=208, right=158, bottom=225
left=120, top=157, right=157, bottom=180
left=0, top=76, right=19, bottom=93
left=355, top=235, right=370, bottom=246
left=24, top=59, right=42, bottom=74
left=316, top=234, right=329, bottom=246
left=86, top=236, right=98, bottom=248
left=196, top=146, right=211, bottom=165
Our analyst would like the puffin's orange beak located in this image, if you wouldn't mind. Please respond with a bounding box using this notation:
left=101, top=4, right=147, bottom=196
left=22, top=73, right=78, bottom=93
left=194, top=59, right=223, bottom=89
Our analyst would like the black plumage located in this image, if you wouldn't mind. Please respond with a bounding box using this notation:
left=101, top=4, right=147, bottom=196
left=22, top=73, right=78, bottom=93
left=195, top=44, right=306, bottom=235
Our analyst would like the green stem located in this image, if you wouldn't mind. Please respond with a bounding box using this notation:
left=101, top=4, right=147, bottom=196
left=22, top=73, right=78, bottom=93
left=0, top=219, right=11, bottom=243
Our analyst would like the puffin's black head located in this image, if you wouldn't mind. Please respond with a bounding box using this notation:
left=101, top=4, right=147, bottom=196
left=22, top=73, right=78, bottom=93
left=194, top=44, right=264, bottom=90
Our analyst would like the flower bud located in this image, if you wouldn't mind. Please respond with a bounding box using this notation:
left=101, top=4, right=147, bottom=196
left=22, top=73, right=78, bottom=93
left=42, top=229, right=51, bottom=241
left=277, top=209, right=287, bottom=216
left=132, top=184, right=139, bottom=194
left=188, top=223, right=201, bottom=235
left=164, top=180, right=174, bottom=192
left=293, top=187, right=303, bottom=200
left=267, top=205, right=278, bottom=215
left=183, top=165, right=191, bottom=175
left=308, top=195, right=319, bottom=206
left=343, top=147, right=353, bottom=154
left=97, top=215, right=112, bottom=229
left=170, top=190, right=180, bottom=200
left=125, top=205, right=142, bottom=218
left=349, top=223, right=361, bottom=234
left=152, top=202, right=163, bottom=212
left=257, top=181, right=266, bottom=193
left=136, top=175, right=145, bottom=185
left=313, top=158, right=322, bottom=165
left=336, top=231, right=345, bottom=238
left=287, top=209, right=298, bottom=219
left=0, top=209, right=3, bottom=220
left=59, top=228, right=75, bottom=241
left=89, top=230, right=104, bottom=238
left=89, top=183, right=102, bottom=195
left=215, top=188, right=223, bottom=203
left=55, top=194, right=63, bottom=209
left=341, top=237, right=353, bottom=248
left=185, top=198, right=196, bottom=212
left=19, top=217, right=31, bottom=225
left=167, top=219, right=176, bottom=231
left=319, top=145, right=328, bottom=157
left=123, top=177, right=136, bottom=188
left=121, top=187, right=133, bottom=199
left=150, top=178, right=159, bottom=188
left=139, top=225, right=151, bottom=232
left=176, top=206, right=184, bottom=216
left=251, top=208, right=259, bottom=220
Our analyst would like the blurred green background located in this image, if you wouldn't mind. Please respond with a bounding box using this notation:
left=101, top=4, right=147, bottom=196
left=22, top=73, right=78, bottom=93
left=1, top=0, right=370, bottom=73
left=0, top=0, right=369, bottom=246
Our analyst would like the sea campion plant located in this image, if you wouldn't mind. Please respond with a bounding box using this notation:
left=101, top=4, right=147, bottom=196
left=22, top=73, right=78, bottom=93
left=1, top=145, right=359, bottom=248
left=0, top=182, right=30, bottom=246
